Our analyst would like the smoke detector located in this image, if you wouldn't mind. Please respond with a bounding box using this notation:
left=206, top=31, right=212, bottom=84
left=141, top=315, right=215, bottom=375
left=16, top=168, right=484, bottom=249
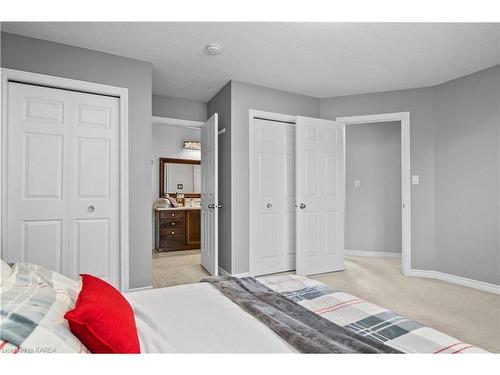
left=205, top=43, right=223, bottom=56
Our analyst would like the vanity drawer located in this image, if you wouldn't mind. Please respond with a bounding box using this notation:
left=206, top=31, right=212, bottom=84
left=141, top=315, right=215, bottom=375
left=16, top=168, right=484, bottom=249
left=160, top=227, right=185, bottom=237
left=159, top=210, right=186, bottom=219
left=160, top=218, right=185, bottom=229
left=160, top=234, right=185, bottom=248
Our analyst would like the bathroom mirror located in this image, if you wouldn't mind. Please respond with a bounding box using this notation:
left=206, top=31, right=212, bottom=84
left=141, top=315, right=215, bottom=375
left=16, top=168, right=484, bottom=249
left=159, top=158, right=201, bottom=198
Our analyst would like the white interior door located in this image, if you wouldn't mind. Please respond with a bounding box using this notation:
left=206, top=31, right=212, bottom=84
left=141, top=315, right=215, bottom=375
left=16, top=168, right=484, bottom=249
left=295, top=116, right=345, bottom=276
left=251, top=118, right=295, bottom=276
left=201, top=114, right=218, bottom=275
left=5, top=82, right=120, bottom=287
left=68, top=91, right=119, bottom=286
left=6, top=83, right=70, bottom=274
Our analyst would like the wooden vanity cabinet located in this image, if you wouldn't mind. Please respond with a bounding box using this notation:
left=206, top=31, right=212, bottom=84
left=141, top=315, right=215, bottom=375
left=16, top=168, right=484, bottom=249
left=155, top=209, right=201, bottom=252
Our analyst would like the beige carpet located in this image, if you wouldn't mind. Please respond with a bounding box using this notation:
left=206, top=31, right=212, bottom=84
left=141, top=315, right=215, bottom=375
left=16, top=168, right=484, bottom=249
left=310, top=256, right=500, bottom=353
left=152, top=249, right=208, bottom=288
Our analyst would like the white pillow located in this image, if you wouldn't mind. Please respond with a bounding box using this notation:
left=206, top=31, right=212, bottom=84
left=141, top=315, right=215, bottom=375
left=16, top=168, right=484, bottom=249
left=0, top=262, right=88, bottom=353
left=1, top=259, right=12, bottom=285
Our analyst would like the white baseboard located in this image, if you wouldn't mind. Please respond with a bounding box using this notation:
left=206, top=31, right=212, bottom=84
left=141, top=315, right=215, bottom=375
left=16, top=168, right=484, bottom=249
left=405, top=269, right=500, bottom=295
left=345, top=249, right=402, bottom=258
left=218, top=267, right=251, bottom=278
left=126, top=285, right=153, bottom=293
left=345, top=250, right=498, bottom=294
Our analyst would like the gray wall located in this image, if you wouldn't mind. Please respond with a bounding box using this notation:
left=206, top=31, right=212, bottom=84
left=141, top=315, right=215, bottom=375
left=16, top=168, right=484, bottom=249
left=231, top=80, right=320, bottom=274
left=345, top=122, right=401, bottom=253
left=1, top=32, right=153, bottom=289
left=152, top=94, right=207, bottom=122
left=207, top=82, right=232, bottom=273
left=151, top=125, right=201, bottom=201
left=320, top=87, right=437, bottom=271
left=321, top=65, right=500, bottom=285
left=434, top=65, right=500, bottom=284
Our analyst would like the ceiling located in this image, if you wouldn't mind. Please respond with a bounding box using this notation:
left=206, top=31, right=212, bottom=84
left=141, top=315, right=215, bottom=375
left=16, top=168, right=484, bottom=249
left=2, top=22, right=499, bottom=101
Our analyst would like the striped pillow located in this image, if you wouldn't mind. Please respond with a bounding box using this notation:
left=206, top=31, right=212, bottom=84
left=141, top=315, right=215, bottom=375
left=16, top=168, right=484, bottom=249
left=0, top=262, right=88, bottom=353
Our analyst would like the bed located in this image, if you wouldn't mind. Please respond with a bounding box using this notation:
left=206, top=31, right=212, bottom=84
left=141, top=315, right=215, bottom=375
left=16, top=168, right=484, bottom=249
left=0, top=260, right=487, bottom=354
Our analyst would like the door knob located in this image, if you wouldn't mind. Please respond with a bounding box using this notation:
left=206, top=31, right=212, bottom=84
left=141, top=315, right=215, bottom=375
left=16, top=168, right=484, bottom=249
left=208, top=204, right=215, bottom=209
left=217, top=204, right=222, bottom=208
left=266, top=203, right=272, bottom=208
left=87, top=205, right=95, bottom=213
left=299, top=203, right=307, bottom=209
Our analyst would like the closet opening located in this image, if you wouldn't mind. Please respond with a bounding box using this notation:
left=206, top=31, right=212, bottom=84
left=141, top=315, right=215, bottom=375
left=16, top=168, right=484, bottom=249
left=249, top=110, right=411, bottom=278
left=1, top=69, right=130, bottom=291
left=249, top=110, right=346, bottom=277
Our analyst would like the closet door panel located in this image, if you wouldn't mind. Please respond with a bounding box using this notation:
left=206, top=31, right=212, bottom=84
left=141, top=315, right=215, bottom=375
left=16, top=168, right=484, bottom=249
left=6, top=83, right=70, bottom=274
left=252, top=119, right=295, bottom=276
left=283, top=126, right=296, bottom=268
left=6, top=83, right=121, bottom=288
left=296, top=116, right=345, bottom=276
left=23, top=133, right=64, bottom=199
left=22, top=220, right=62, bottom=272
left=69, top=92, right=119, bottom=287
left=76, top=219, right=110, bottom=280
left=76, top=137, right=111, bottom=198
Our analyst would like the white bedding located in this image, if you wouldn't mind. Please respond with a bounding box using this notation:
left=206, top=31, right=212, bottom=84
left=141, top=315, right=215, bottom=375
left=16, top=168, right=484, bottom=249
left=125, top=283, right=296, bottom=353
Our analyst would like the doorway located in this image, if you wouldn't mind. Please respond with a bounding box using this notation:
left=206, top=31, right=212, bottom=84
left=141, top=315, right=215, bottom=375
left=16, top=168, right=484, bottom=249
left=345, top=121, right=402, bottom=256
left=337, top=112, right=411, bottom=275
left=151, top=115, right=218, bottom=288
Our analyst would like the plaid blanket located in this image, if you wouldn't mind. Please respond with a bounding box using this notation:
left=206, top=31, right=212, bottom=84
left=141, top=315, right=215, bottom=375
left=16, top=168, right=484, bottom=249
left=258, top=274, right=487, bottom=354
left=0, top=262, right=88, bottom=353
left=203, top=276, right=402, bottom=353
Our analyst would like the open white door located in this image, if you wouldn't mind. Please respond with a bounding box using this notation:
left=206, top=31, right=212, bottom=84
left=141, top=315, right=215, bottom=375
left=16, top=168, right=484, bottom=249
left=201, top=114, right=218, bottom=275
left=295, top=116, right=345, bottom=276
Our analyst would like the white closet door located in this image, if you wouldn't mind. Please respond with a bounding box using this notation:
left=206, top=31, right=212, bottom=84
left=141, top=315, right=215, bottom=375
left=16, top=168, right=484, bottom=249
left=251, top=119, right=295, bottom=276
left=6, top=83, right=120, bottom=287
left=68, top=91, right=119, bottom=286
left=295, top=116, right=345, bottom=276
left=201, top=114, right=218, bottom=275
left=6, top=83, right=70, bottom=273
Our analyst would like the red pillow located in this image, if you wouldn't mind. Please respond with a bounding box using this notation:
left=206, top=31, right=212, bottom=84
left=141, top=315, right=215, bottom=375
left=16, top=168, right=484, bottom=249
left=64, top=274, right=140, bottom=354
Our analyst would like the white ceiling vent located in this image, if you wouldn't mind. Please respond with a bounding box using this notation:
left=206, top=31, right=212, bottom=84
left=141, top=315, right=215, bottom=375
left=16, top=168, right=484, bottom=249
left=205, top=43, right=223, bottom=56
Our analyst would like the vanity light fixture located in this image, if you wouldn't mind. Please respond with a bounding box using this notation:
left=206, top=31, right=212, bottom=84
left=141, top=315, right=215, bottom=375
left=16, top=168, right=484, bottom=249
left=184, top=140, right=201, bottom=150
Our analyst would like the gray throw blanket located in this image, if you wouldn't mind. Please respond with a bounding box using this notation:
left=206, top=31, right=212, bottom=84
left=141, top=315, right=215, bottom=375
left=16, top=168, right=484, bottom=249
left=202, top=276, right=402, bottom=354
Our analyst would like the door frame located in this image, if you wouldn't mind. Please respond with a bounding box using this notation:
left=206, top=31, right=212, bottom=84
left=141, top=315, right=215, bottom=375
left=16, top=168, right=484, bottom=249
left=336, top=112, right=411, bottom=275
left=248, top=109, right=297, bottom=276
left=1, top=68, right=130, bottom=291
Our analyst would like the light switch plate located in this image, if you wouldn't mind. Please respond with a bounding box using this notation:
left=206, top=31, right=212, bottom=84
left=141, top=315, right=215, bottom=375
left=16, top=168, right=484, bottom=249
left=412, top=175, right=419, bottom=185
left=354, top=179, right=361, bottom=188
